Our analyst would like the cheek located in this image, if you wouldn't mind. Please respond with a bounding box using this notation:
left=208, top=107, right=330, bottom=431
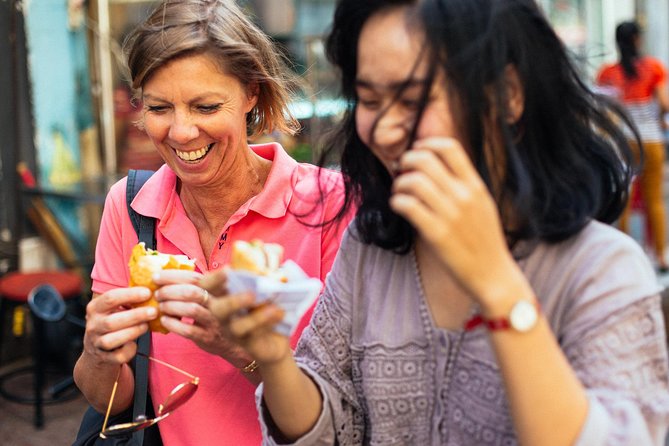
left=142, top=116, right=167, bottom=142
left=416, top=104, right=457, bottom=140
left=355, top=107, right=374, bottom=147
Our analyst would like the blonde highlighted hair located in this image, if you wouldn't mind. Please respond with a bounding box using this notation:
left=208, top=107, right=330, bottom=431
left=123, top=0, right=301, bottom=138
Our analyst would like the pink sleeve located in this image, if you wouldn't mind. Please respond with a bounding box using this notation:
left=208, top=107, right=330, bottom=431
left=90, top=177, right=134, bottom=295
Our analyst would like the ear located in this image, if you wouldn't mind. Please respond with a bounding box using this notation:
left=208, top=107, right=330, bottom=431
left=245, top=82, right=260, bottom=113
left=503, top=64, right=524, bottom=124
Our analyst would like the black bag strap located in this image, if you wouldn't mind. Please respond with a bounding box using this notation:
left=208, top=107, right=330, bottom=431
left=126, top=169, right=156, bottom=250
left=126, top=169, right=156, bottom=445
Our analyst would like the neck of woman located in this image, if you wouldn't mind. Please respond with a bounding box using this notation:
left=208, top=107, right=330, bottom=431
left=179, top=153, right=272, bottom=234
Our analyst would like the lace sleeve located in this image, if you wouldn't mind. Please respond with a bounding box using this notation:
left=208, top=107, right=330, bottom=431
left=258, top=230, right=366, bottom=445
left=291, top=265, right=366, bottom=444
left=566, top=294, right=669, bottom=445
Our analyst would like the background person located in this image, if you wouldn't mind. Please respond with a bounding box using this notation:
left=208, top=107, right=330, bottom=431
left=597, top=21, right=669, bottom=272
left=207, top=1, right=669, bottom=445
left=73, top=1, right=350, bottom=444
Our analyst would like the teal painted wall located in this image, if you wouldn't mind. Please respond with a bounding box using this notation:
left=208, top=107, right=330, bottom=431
left=23, top=0, right=95, bottom=257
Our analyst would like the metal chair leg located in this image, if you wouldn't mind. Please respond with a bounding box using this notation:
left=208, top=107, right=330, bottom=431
left=32, top=312, right=46, bottom=428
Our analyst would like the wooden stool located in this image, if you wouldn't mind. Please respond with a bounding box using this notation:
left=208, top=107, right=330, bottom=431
left=0, top=270, right=83, bottom=428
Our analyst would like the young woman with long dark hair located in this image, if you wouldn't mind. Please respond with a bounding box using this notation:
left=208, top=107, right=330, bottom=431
left=207, top=1, right=669, bottom=444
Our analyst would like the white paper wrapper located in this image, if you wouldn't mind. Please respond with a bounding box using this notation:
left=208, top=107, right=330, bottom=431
left=226, top=260, right=323, bottom=336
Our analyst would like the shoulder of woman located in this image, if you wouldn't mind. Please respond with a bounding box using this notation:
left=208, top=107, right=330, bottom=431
left=527, top=220, right=659, bottom=308
left=541, top=220, right=654, bottom=278
left=526, top=222, right=662, bottom=341
left=103, top=175, right=129, bottom=210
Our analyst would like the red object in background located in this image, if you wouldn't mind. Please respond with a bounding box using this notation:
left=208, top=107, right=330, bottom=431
left=16, top=162, right=36, bottom=187
left=629, top=176, right=653, bottom=247
left=630, top=176, right=644, bottom=210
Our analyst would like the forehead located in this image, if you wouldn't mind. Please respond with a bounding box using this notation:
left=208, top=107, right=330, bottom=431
left=143, top=52, right=242, bottom=96
left=357, top=7, right=427, bottom=88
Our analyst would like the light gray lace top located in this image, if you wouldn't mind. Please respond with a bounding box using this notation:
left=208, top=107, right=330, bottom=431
left=257, top=221, right=669, bottom=445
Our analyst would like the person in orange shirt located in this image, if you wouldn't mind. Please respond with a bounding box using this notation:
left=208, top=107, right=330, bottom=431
left=597, top=21, right=669, bottom=272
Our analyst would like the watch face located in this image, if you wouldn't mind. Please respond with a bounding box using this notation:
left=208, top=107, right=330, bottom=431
left=509, top=300, right=538, bottom=332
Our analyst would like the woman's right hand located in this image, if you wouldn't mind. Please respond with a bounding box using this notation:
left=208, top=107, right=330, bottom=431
left=82, top=287, right=157, bottom=365
left=201, top=271, right=291, bottom=368
left=204, top=271, right=323, bottom=440
left=74, top=286, right=157, bottom=412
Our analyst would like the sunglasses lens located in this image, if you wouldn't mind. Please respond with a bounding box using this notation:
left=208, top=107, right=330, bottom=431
left=101, top=417, right=159, bottom=438
left=158, top=381, right=198, bottom=415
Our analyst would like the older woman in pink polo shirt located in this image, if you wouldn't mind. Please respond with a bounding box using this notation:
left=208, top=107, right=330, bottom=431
left=72, top=1, right=350, bottom=445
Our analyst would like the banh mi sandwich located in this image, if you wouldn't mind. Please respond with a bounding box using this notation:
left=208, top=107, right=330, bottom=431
left=128, top=242, right=196, bottom=333
left=230, top=240, right=287, bottom=281
left=228, top=241, right=323, bottom=332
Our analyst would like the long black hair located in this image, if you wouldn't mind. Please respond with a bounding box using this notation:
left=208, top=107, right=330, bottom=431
left=321, top=0, right=634, bottom=254
left=615, top=21, right=641, bottom=79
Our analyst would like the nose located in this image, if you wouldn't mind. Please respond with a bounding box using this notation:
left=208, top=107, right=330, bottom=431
left=168, top=111, right=199, bottom=143
left=373, top=107, right=409, bottom=149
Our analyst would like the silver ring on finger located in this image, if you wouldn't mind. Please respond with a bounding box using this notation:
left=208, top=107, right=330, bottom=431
left=201, top=289, right=210, bottom=307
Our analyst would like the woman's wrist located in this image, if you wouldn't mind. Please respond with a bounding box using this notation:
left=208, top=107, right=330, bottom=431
left=227, top=348, right=257, bottom=371
left=240, top=359, right=260, bottom=374
left=476, top=264, right=535, bottom=319
left=227, top=347, right=291, bottom=375
left=258, top=350, right=296, bottom=379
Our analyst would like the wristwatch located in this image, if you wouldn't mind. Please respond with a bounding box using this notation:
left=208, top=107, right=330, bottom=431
left=465, top=299, right=540, bottom=333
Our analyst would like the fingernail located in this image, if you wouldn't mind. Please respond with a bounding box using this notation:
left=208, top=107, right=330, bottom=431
left=147, top=307, right=157, bottom=317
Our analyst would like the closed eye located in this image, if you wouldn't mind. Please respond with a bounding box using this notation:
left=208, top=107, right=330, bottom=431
left=197, top=104, right=222, bottom=113
left=145, top=104, right=169, bottom=113
left=358, top=99, right=381, bottom=110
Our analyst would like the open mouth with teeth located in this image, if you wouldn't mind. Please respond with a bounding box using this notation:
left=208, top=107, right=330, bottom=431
left=175, top=143, right=213, bottom=162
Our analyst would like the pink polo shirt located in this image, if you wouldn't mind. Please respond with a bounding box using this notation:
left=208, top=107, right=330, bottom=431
left=91, top=143, right=351, bottom=446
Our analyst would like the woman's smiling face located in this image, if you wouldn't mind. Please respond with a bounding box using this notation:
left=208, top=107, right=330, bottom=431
left=141, top=52, right=257, bottom=186
left=355, top=6, right=461, bottom=177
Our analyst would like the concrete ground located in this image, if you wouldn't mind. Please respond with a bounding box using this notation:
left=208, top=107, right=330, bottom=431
left=0, top=357, right=88, bottom=445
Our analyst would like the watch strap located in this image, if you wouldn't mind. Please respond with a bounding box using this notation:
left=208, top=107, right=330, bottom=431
left=464, top=299, right=539, bottom=332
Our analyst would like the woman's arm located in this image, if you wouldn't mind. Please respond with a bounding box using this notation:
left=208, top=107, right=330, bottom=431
left=208, top=291, right=324, bottom=439
left=74, top=349, right=135, bottom=413
left=259, top=353, right=324, bottom=440
left=389, top=137, right=668, bottom=445
left=477, top=273, right=589, bottom=445
left=73, top=290, right=156, bottom=413
left=74, top=180, right=156, bottom=413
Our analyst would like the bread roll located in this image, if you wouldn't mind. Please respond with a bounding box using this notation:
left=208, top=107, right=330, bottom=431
left=128, top=242, right=195, bottom=333
left=230, top=240, right=284, bottom=276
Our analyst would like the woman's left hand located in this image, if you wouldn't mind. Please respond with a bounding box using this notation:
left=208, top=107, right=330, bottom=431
left=389, top=137, right=522, bottom=306
left=152, top=269, right=247, bottom=362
